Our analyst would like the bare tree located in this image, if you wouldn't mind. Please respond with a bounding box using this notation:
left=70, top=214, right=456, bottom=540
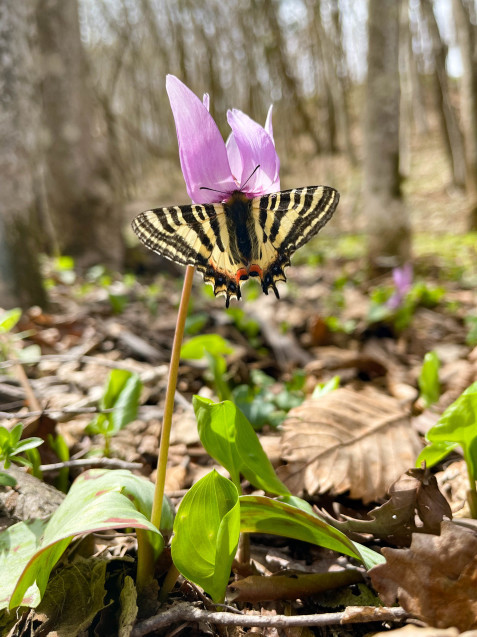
left=421, top=0, right=466, bottom=188
left=364, top=0, right=411, bottom=269
left=36, top=0, right=124, bottom=269
left=453, top=0, right=477, bottom=227
left=0, top=2, right=47, bottom=309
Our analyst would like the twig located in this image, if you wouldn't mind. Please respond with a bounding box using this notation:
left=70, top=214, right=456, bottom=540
left=131, top=603, right=409, bottom=636
left=39, top=457, right=144, bottom=472
left=0, top=405, right=165, bottom=420
left=0, top=354, right=168, bottom=373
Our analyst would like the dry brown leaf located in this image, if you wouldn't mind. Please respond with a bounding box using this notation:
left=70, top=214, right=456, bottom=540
left=370, top=521, right=477, bottom=631
left=280, top=388, right=422, bottom=502
left=372, top=626, right=459, bottom=637
left=319, top=466, right=452, bottom=545
left=228, top=569, right=363, bottom=602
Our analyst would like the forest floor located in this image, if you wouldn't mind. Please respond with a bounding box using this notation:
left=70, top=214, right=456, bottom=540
left=1, top=130, right=477, bottom=635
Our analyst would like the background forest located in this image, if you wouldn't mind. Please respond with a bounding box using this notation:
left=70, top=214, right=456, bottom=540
left=2, top=0, right=477, bottom=308
left=3, top=0, right=477, bottom=635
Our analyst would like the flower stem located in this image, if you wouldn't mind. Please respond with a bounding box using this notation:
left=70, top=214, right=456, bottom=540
left=136, top=265, right=195, bottom=591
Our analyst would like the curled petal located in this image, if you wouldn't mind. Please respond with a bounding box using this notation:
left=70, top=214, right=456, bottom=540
left=166, top=75, right=236, bottom=203
left=227, top=108, right=280, bottom=197
left=202, top=93, right=210, bottom=111
left=264, top=105, right=275, bottom=145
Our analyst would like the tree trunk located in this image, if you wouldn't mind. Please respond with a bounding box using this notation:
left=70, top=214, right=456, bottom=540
left=452, top=0, right=477, bottom=227
left=0, top=2, right=47, bottom=309
left=364, top=0, right=411, bottom=270
left=36, top=0, right=124, bottom=269
left=422, top=0, right=466, bottom=188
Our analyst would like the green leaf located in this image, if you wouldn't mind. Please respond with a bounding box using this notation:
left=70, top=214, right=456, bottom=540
left=89, top=370, right=142, bottom=437
left=171, top=470, right=240, bottom=603
left=3, top=469, right=170, bottom=610
left=239, top=495, right=384, bottom=569
left=416, top=440, right=459, bottom=469
left=418, top=351, right=440, bottom=407
left=420, top=381, right=477, bottom=480
left=0, top=471, right=16, bottom=486
left=0, top=519, right=48, bottom=610
left=12, top=437, right=43, bottom=456
left=427, top=381, right=477, bottom=446
left=193, top=396, right=290, bottom=495
left=311, top=375, right=340, bottom=399
left=0, top=308, right=21, bottom=334
left=180, top=334, right=233, bottom=359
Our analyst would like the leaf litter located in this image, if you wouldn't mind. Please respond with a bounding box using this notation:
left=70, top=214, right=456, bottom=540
left=1, top=247, right=477, bottom=635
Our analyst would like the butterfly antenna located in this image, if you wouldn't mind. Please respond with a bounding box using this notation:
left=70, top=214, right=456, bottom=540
left=199, top=186, right=230, bottom=195
left=240, top=165, right=261, bottom=191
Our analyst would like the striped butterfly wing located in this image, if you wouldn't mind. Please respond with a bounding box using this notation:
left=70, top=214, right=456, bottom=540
left=250, top=186, right=339, bottom=296
left=132, top=185, right=339, bottom=306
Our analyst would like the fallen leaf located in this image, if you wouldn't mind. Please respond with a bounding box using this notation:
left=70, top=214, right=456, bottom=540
left=33, top=557, right=107, bottom=636
left=228, top=569, right=363, bottom=602
left=372, top=627, right=459, bottom=637
left=370, top=521, right=477, bottom=630
left=118, top=575, right=137, bottom=637
left=280, top=388, right=422, bottom=502
left=319, top=467, right=452, bottom=545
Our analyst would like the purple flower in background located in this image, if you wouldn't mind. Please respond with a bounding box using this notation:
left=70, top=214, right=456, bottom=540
left=166, top=75, right=280, bottom=204
left=387, top=263, right=413, bottom=310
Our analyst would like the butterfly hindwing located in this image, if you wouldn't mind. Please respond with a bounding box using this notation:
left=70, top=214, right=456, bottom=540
left=132, top=185, right=339, bottom=306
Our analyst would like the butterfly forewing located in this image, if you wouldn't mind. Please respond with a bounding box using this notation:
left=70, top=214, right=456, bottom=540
left=132, top=185, right=339, bottom=306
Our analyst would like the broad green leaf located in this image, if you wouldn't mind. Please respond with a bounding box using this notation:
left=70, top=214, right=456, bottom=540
left=418, top=381, right=477, bottom=480
left=0, top=308, right=21, bottom=333
left=180, top=334, right=233, bottom=359
left=0, top=519, right=47, bottom=610
left=89, top=370, right=142, bottom=436
left=171, top=470, right=240, bottom=603
left=418, top=351, right=440, bottom=407
left=427, top=381, right=477, bottom=445
left=5, top=470, right=170, bottom=609
left=239, top=495, right=384, bottom=569
left=193, top=396, right=290, bottom=495
left=108, top=373, right=142, bottom=432
left=416, top=440, right=459, bottom=469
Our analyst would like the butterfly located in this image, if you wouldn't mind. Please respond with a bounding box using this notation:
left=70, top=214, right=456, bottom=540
left=132, top=186, right=339, bottom=308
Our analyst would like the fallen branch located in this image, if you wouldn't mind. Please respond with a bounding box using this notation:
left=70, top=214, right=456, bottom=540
left=39, top=457, right=144, bottom=472
left=131, top=603, right=409, bottom=636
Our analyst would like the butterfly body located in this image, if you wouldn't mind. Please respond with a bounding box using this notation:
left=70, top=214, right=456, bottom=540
left=132, top=186, right=339, bottom=307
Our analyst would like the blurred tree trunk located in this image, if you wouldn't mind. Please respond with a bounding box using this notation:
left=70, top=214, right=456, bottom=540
left=262, top=0, right=322, bottom=153
left=422, top=0, right=466, bottom=188
left=36, top=0, right=124, bottom=269
left=0, top=2, right=47, bottom=309
left=452, top=0, right=477, bottom=228
left=364, top=0, right=411, bottom=270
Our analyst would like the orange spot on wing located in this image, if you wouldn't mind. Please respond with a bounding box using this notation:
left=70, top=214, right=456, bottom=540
left=249, top=264, right=263, bottom=277
left=236, top=268, right=249, bottom=283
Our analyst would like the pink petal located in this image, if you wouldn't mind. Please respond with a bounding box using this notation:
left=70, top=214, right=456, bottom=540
left=264, top=105, right=275, bottom=145
left=227, top=108, right=280, bottom=197
left=225, top=133, right=242, bottom=184
left=166, top=75, right=236, bottom=203
left=202, top=93, right=210, bottom=111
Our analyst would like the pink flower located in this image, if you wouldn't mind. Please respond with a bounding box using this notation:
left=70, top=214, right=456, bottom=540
left=166, top=75, right=280, bottom=205
left=387, top=263, right=413, bottom=310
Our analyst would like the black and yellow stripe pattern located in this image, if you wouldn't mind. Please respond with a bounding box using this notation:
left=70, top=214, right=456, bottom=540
left=132, top=186, right=339, bottom=307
